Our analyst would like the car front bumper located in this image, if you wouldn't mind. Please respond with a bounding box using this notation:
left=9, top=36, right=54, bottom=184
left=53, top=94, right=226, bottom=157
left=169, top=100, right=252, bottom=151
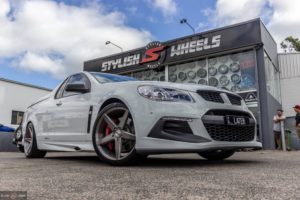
left=132, top=91, right=262, bottom=153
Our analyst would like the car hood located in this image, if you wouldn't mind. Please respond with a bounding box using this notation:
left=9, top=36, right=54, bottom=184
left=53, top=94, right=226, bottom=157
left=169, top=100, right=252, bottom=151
left=102, top=81, right=236, bottom=94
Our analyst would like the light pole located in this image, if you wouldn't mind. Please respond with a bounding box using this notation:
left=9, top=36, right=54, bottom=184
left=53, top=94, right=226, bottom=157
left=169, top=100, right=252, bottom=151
left=105, top=41, right=123, bottom=52
left=180, top=18, right=195, bottom=34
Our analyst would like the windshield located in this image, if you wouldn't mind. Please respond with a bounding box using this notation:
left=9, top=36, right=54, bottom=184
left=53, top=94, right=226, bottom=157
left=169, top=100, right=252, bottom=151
left=90, top=72, right=137, bottom=83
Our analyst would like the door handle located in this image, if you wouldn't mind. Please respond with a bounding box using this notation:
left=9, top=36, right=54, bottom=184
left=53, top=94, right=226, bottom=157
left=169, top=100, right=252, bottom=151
left=56, top=101, right=62, bottom=106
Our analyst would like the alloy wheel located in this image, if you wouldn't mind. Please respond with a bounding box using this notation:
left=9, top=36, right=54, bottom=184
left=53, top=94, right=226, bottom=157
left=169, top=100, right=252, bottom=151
left=95, top=107, right=136, bottom=161
left=24, top=125, right=33, bottom=155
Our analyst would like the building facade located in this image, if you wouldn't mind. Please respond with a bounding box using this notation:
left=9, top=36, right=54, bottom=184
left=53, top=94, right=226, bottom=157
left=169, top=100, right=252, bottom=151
left=84, top=19, right=281, bottom=149
left=0, top=78, right=51, bottom=128
left=279, top=53, right=300, bottom=139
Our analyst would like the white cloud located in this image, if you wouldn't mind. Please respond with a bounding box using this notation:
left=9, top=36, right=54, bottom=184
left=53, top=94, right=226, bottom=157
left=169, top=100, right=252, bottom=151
left=149, top=0, right=177, bottom=19
left=203, top=0, right=268, bottom=26
left=201, top=0, right=300, bottom=49
left=19, top=52, right=64, bottom=75
left=267, top=0, right=300, bottom=45
left=0, top=0, right=152, bottom=78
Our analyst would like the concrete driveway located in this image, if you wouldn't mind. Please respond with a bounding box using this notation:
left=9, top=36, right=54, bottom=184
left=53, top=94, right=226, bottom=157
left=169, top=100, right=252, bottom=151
left=0, top=151, right=299, bottom=200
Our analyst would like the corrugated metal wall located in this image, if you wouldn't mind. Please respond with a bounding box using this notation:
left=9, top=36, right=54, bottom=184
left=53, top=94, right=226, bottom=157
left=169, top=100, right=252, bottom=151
left=279, top=53, right=300, bottom=79
left=279, top=53, right=300, bottom=117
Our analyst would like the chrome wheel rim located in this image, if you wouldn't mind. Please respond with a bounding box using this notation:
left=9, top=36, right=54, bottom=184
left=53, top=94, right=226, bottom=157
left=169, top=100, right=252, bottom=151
left=95, top=107, right=136, bottom=161
left=24, top=126, right=33, bottom=155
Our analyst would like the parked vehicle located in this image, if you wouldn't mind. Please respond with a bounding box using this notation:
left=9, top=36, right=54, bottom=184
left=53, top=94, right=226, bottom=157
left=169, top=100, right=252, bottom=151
left=0, top=124, right=15, bottom=132
left=20, top=72, right=262, bottom=165
left=12, top=123, right=24, bottom=152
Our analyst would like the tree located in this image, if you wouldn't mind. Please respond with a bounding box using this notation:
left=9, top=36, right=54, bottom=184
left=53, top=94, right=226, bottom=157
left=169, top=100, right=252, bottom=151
left=280, top=36, right=300, bottom=53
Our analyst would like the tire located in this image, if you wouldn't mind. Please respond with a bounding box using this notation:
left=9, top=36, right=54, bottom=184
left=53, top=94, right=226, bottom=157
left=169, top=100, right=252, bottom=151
left=18, top=146, right=24, bottom=153
left=198, top=150, right=235, bottom=161
left=92, top=102, right=139, bottom=166
left=24, top=123, right=47, bottom=158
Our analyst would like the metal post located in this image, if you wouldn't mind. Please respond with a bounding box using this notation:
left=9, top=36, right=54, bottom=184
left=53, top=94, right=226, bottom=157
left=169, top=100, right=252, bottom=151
left=280, top=121, right=286, bottom=151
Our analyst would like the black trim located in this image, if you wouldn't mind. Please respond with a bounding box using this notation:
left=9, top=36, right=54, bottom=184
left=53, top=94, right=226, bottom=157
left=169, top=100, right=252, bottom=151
left=148, top=118, right=211, bottom=143
left=87, top=106, right=93, bottom=133
left=136, top=146, right=262, bottom=155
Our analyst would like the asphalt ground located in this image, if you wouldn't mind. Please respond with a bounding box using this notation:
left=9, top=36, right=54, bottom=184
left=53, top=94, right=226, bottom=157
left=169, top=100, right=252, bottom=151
left=0, top=151, right=299, bottom=200
left=0, top=132, right=18, bottom=152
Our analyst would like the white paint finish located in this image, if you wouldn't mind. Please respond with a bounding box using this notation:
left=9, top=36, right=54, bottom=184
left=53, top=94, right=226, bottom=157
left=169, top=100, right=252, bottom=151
left=278, top=53, right=300, bottom=79
left=0, top=80, right=50, bottom=127
left=21, top=72, right=261, bottom=153
left=280, top=77, right=300, bottom=117
left=278, top=53, right=300, bottom=117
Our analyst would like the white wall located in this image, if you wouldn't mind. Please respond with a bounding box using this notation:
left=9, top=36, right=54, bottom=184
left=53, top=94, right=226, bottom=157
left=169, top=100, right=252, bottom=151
left=0, top=80, right=50, bottom=127
left=279, top=53, right=300, bottom=117
left=280, top=77, right=300, bottom=117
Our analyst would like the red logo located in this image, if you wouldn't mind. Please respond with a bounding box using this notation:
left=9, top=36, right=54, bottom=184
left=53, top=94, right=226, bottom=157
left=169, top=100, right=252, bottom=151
left=140, top=41, right=166, bottom=69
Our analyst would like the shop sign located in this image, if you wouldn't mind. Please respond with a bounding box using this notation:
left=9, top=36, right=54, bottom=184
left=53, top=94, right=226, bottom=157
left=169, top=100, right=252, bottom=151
left=85, top=20, right=262, bottom=74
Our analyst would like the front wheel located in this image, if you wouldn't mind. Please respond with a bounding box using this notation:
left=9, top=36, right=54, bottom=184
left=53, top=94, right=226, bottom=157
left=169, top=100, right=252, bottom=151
left=92, top=103, right=139, bottom=166
left=198, top=150, right=235, bottom=161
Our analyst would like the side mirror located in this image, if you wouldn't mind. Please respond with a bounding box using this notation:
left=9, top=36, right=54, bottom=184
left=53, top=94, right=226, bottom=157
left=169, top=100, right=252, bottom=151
left=65, top=83, right=90, bottom=93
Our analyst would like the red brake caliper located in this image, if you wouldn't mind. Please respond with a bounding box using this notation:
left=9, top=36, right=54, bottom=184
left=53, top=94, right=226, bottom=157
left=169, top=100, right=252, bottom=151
left=105, top=126, right=114, bottom=151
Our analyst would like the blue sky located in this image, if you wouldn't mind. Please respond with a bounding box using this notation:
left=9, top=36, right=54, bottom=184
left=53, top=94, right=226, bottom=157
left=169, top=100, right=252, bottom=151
left=0, top=0, right=299, bottom=89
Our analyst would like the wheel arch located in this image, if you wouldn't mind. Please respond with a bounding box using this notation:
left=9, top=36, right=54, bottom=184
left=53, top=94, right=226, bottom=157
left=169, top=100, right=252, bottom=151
left=98, top=97, right=132, bottom=114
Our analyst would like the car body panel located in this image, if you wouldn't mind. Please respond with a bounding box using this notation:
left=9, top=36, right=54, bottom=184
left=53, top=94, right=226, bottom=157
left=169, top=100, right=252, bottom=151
left=21, top=72, right=262, bottom=153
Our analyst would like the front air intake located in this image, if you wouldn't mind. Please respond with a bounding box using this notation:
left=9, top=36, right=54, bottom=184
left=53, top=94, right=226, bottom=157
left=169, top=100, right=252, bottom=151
left=197, top=91, right=224, bottom=103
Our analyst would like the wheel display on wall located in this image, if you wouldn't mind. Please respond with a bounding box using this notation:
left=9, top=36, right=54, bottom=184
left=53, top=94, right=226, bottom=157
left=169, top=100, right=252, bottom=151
left=144, top=70, right=151, bottom=77
left=178, top=72, right=187, bottom=81
left=187, top=71, right=196, bottom=79
left=230, top=53, right=240, bottom=61
left=187, top=62, right=196, bottom=69
left=208, top=77, right=219, bottom=87
left=135, top=72, right=143, bottom=79
left=159, top=76, right=165, bottom=81
left=153, top=70, right=159, bottom=75
left=198, top=79, right=208, bottom=85
left=208, top=67, right=217, bottom=76
left=169, top=66, right=177, bottom=73
left=218, top=64, right=229, bottom=74
left=169, top=74, right=177, bottom=82
left=219, top=75, right=230, bottom=86
left=198, top=60, right=206, bottom=68
left=230, top=62, right=240, bottom=72
left=197, top=68, right=207, bottom=78
left=208, top=58, right=217, bottom=66
left=231, top=85, right=241, bottom=92
left=218, top=56, right=229, bottom=63
left=231, top=74, right=241, bottom=84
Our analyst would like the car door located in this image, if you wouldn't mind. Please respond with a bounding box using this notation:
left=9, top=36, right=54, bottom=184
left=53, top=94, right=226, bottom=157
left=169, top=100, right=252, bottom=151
left=47, top=73, right=93, bottom=142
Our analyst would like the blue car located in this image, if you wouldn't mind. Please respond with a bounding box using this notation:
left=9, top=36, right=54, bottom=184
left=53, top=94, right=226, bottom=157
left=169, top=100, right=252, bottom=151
left=0, top=124, right=15, bottom=132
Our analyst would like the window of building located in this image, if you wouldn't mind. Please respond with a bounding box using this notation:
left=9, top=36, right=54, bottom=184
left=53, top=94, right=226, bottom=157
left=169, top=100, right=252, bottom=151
left=11, top=111, right=24, bottom=125
left=167, top=50, right=257, bottom=92
left=131, top=68, right=165, bottom=81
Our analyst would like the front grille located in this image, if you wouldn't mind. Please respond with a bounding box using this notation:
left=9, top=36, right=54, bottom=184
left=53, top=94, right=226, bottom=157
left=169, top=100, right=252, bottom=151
left=197, top=91, right=224, bottom=103
left=227, top=94, right=242, bottom=105
left=204, top=123, right=255, bottom=142
left=205, top=110, right=252, bottom=118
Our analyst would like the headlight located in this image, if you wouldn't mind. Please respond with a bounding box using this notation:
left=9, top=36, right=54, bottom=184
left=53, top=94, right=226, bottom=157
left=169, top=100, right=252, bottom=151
left=137, top=85, right=194, bottom=102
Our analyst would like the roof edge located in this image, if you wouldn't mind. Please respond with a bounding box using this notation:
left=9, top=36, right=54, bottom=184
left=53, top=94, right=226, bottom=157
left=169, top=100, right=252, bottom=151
left=0, top=78, right=52, bottom=91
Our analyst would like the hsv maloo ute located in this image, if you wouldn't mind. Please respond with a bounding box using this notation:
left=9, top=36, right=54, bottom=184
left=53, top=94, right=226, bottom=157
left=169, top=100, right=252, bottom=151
left=20, top=72, right=262, bottom=165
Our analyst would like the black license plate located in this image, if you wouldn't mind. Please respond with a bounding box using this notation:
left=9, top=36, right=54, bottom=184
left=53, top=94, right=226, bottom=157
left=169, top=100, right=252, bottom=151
left=225, top=116, right=249, bottom=125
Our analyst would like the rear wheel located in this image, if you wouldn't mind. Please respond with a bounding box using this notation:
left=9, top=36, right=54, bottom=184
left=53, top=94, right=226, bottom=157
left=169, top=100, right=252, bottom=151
left=198, top=150, right=235, bottom=161
left=24, top=123, right=47, bottom=158
left=92, top=103, right=139, bottom=165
